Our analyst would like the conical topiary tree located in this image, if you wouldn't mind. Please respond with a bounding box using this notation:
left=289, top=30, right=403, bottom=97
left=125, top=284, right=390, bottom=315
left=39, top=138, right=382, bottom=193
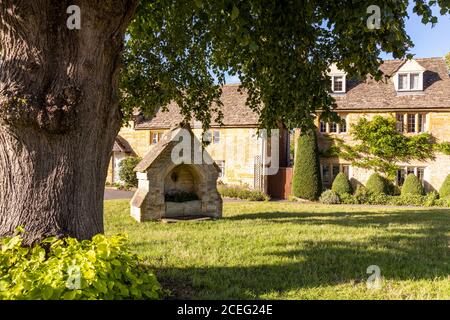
left=439, top=174, right=450, bottom=198
left=401, top=174, right=424, bottom=196
left=332, top=172, right=352, bottom=195
left=292, top=130, right=322, bottom=200
left=365, top=173, right=389, bottom=195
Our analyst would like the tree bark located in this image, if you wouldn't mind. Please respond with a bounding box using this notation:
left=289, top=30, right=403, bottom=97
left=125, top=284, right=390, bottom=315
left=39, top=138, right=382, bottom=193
left=0, top=0, right=138, bottom=244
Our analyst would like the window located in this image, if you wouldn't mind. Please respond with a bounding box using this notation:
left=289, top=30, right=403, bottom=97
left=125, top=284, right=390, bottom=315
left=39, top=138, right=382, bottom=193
left=151, top=131, right=164, bottom=144
left=396, top=113, right=404, bottom=133
left=329, top=122, right=337, bottom=133
left=407, top=114, right=416, bottom=133
left=332, top=76, right=344, bottom=92
left=398, top=74, right=408, bottom=90
left=396, top=166, right=426, bottom=186
left=332, top=165, right=340, bottom=181
left=216, top=160, right=225, bottom=178
left=320, top=120, right=327, bottom=133
left=397, top=72, right=422, bottom=91
left=321, top=164, right=351, bottom=187
left=203, top=130, right=212, bottom=143
left=322, top=165, right=331, bottom=185
left=213, top=130, right=220, bottom=144
left=418, top=114, right=426, bottom=132
left=410, top=73, right=420, bottom=90
left=340, top=117, right=347, bottom=133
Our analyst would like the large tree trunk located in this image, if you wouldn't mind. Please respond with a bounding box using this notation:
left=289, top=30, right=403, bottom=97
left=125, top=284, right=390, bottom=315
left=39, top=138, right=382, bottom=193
left=0, top=0, right=138, bottom=243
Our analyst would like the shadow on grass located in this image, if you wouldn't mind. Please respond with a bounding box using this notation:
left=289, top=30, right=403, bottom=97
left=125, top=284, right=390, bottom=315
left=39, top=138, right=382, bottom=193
left=156, top=209, right=450, bottom=299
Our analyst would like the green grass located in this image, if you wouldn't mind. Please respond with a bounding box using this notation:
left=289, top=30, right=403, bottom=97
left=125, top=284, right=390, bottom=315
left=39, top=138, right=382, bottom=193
left=105, top=200, right=450, bottom=300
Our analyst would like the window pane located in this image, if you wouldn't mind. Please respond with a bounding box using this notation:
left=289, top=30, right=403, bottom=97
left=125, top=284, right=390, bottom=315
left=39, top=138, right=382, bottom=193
left=342, top=165, right=349, bottom=177
left=407, top=167, right=415, bottom=175
left=407, top=114, right=416, bottom=133
left=213, top=130, right=220, bottom=144
left=417, top=167, right=424, bottom=182
left=398, top=74, right=408, bottom=90
left=397, top=168, right=406, bottom=186
left=329, top=122, right=337, bottom=133
left=410, top=73, right=420, bottom=90
left=396, top=114, right=404, bottom=132
left=320, top=121, right=327, bottom=133
left=203, top=130, right=212, bottom=143
left=151, top=133, right=158, bottom=144
left=333, top=76, right=343, bottom=92
left=340, top=117, right=347, bottom=133
left=332, top=165, right=340, bottom=180
left=418, top=114, right=425, bottom=132
left=322, top=165, right=330, bottom=184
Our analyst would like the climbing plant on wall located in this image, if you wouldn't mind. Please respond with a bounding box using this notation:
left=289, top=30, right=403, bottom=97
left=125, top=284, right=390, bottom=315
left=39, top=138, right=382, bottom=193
left=322, top=116, right=449, bottom=179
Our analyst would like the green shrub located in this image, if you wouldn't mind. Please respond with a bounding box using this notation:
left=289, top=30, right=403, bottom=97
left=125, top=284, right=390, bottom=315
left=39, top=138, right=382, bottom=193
left=365, top=173, right=389, bottom=195
left=0, top=233, right=161, bottom=300
left=218, top=185, right=270, bottom=201
left=118, top=157, right=142, bottom=189
left=339, top=193, right=359, bottom=205
left=354, top=185, right=370, bottom=204
left=331, top=173, right=352, bottom=196
left=435, top=196, right=450, bottom=207
left=424, top=191, right=439, bottom=207
left=401, top=174, right=424, bottom=196
left=439, top=174, right=450, bottom=198
left=292, top=130, right=322, bottom=200
left=319, top=190, right=340, bottom=205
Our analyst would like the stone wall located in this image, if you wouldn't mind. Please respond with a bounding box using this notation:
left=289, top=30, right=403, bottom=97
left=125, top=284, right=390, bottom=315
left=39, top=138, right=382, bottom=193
left=317, top=111, right=450, bottom=192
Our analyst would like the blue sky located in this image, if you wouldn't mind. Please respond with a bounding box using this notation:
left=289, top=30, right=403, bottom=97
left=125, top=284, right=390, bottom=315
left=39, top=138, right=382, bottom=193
left=225, top=8, right=450, bottom=84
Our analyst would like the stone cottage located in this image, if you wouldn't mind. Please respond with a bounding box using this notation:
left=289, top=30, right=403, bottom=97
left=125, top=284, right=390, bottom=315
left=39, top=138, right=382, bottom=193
left=130, top=125, right=223, bottom=222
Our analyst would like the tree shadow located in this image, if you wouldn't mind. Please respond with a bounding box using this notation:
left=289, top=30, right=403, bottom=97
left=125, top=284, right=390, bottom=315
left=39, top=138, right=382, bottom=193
left=156, top=208, right=450, bottom=299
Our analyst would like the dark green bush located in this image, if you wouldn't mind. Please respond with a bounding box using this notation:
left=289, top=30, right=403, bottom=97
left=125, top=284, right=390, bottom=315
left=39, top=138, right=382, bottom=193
left=401, top=174, right=424, bottom=196
left=292, top=130, right=322, bottom=200
left=218, top=185, right=270, bottom=201
left=354, top=185, right=370, bottom=204
left=165, top=191, right=199, bottom=202
left=319, top=190, right=340, bottom=204
left=331, top=173, right=352, bottom=196
left=365, top=173, right=389, bottom=195
left=0, top=234, right=161, bottom=300
left=439, top=174, right=450, bottom=198
left=339, top=193, right=359, bottom=205
left=118, top=157, right=142, bottom=189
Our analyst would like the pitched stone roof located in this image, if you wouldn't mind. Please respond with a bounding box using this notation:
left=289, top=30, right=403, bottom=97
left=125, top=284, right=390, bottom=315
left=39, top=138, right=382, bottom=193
left=112, top=135, right=134, bottom=154
left=134, top=58, right=450, bottom=130
left=134, top=85, right=259, bottom=129
left=334, top=57, right=450, bottom=111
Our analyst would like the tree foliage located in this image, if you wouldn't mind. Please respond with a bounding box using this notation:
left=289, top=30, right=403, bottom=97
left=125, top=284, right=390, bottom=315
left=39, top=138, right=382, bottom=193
left=445, top=52, right=450, bottom=71
left=121, top=1, right=450, bottom=131
left=292, top=130, right=322, bottom=200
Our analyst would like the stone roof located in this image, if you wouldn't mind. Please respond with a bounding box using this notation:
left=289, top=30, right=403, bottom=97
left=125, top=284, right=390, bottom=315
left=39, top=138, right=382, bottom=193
left=112, top=135, right=134, bottom=154
left=134, top=85, right=259, bottom=129
left=334, top=57, right=450, bottom=111
left=134, top=125, right=220, bottom=173
left=134, top=58, right=450, bottom=130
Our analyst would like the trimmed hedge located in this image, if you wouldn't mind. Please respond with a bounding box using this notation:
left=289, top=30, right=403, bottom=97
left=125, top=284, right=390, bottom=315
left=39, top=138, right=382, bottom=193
left=401, top=174, right=424, bottom=196
left=332, top=173, right=352, bottom=195
left=218, top=184, right=270, bottom=201
left=365, top=173, right=390, bottom=195
left=338, top=192, right=449, bottom=207
left=292, top=130, right=322, bottom=200
left=439, top=174, right=450, bottom=198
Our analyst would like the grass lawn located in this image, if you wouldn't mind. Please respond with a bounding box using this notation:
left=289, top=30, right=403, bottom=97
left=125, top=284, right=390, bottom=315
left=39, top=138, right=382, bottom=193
left=104, top=200, right=450, bottom=300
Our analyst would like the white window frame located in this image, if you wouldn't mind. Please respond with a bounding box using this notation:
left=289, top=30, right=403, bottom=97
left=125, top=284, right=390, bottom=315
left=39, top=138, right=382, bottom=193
left=331, top=75, right=346, bottom=93
left=397, top=72, right=423, bottom=92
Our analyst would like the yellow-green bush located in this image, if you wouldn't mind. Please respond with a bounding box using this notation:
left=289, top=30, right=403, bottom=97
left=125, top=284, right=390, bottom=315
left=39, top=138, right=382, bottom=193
left=439, top=174, right=450, bottom=198
left=0, top=233, right=161, bottom=300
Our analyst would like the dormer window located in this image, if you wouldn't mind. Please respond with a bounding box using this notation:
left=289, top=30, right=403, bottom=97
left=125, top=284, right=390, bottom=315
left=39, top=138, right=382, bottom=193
left=394, top=60, right=425, bottom=92
left=331, top=75, right=346, bottom=93
left=398, top=73, right=421, bottom=91
left=329, top=64, right=346, bottom=93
